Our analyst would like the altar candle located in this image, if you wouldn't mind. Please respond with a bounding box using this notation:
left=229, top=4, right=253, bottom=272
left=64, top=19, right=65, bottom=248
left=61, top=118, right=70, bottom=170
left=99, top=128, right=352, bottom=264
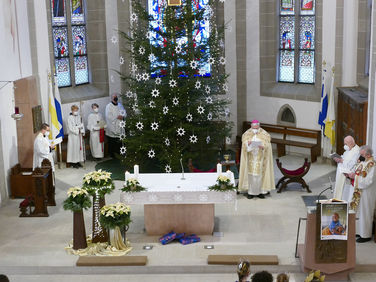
left=217, top=163, right=222, bottom=175
left=134, top=165, right=139, bottom=178
left=125, top=171, right=130, bottom=181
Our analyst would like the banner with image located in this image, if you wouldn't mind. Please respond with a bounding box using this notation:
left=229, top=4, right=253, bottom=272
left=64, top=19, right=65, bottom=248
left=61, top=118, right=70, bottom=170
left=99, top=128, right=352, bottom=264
left=321, top=202, right=348, bottom=240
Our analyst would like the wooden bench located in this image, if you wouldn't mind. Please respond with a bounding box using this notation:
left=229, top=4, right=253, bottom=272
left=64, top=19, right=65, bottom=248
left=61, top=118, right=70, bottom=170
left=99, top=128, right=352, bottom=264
left=240, top=122, right=321, bottom=163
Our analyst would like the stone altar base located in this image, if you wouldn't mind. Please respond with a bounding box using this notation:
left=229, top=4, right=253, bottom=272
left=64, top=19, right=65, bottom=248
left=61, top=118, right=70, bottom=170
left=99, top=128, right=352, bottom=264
left=144, top=204, right=214, bottom=235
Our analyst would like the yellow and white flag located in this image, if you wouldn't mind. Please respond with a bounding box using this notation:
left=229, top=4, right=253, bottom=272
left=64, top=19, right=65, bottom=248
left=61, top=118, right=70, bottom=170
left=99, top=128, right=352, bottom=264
left=48, top=72, right=61, bottom=143
left=324, top=68, right=335, bottom=147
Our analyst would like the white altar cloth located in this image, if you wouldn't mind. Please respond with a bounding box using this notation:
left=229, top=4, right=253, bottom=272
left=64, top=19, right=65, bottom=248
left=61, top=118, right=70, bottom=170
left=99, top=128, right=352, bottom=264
left=120, top=172, right=236, bottom=205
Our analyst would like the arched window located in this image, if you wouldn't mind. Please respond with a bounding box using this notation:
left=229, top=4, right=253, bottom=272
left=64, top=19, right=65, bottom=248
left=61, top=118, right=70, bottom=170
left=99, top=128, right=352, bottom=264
left=51, top=0, right=89, bottom=87
left=148, top=0, right=211, bottom=77
left=278, top=0, right=315, bottom=84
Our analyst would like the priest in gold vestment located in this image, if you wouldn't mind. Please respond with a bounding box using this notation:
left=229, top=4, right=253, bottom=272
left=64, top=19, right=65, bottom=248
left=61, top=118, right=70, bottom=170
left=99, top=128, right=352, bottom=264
left=238, top=120, right=275, bottom=199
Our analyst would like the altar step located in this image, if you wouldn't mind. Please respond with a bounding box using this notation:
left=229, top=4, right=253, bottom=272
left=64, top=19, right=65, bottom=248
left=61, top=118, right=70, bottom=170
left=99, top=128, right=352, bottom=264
left=76, top=256, right=147, bottom=266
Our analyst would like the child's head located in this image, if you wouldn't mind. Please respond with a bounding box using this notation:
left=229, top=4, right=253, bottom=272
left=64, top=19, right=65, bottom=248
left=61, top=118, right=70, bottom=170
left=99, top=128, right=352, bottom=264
left=332, top=212, right=339, bottom=222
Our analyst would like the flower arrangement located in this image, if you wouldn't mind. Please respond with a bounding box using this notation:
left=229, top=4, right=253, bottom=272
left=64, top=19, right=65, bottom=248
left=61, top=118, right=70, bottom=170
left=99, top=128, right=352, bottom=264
left=208, top=175, right=236, bottom=192
left=304, top=270, right=325, bottom=282
left=63, top=186, right=92, bottom=212
left=82, top=169, right=115, bottom=197
left=121, top=178, right=147, bottom=193
left=99, top=202, right=132, bottom=230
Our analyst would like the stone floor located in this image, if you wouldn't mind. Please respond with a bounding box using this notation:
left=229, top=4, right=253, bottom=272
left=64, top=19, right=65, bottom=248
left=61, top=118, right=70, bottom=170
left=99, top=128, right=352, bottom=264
left=1, top=154, right=376, bottom=282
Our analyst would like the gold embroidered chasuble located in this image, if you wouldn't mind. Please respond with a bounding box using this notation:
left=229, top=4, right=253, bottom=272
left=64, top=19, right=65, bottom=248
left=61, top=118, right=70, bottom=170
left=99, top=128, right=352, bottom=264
left=238, top=128, right=275, bottom=192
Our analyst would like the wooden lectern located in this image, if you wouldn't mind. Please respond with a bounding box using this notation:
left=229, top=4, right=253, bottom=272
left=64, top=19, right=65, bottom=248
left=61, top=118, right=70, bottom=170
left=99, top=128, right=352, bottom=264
left=297, top=204, right=356, bottom=280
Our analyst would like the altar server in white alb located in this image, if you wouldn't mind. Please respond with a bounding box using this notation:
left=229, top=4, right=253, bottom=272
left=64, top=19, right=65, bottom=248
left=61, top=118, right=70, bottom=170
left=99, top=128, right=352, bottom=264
left=348, top=145, right=376, bottom=243
left=238, top=120, right=275, bottom=199
left=333, top=136, right=360, bottom=201
left=33, top=123, right=55, bottom=171
left=105, top=93, right=126, bottom=157
left=67, top=105, right=85, bottom=168
left=87, top=103, right=107, bottom=159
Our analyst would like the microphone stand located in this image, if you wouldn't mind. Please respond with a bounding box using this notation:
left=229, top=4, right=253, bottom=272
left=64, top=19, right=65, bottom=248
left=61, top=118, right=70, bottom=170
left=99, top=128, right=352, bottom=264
left=180, top=158, right=185, bottom=180
left=317, top=176, right=334, bottom=203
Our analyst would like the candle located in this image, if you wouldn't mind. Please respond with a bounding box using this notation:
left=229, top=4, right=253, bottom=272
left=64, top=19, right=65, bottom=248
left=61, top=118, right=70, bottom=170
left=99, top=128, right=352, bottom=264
left=15, top=107, right=19, bottom=114
left=217, top=163, right=222, bottom=176
left=125, top=171, right=130, bottom=181
left=134, top=165, right=139, bottom=178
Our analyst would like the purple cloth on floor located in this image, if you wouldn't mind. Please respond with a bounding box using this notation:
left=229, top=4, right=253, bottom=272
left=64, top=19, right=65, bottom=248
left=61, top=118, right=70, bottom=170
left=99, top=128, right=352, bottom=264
left=159, top=231, right=176, bottom=245
left=179, top=234, right=201, bottom=245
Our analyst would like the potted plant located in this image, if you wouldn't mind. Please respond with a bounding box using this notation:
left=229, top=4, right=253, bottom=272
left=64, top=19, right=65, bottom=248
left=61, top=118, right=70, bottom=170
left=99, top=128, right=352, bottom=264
left=82, top=170, right=115, bottom=243
left=100, top=202, right=132, bottom=250
left=208, top=175, right=236, bottom=192
left=121, top=178, right=147, bottom=193
left=63, top=186, right=91, bottom=250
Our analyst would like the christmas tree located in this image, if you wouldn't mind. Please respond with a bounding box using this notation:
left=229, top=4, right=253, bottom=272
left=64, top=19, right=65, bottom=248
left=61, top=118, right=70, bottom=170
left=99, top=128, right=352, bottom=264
left=118, top=0, right=232, bottom=172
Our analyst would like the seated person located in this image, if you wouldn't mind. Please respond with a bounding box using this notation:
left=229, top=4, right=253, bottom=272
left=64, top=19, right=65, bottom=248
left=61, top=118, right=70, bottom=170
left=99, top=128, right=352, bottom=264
left=237, top=260, right=251, bottom=282
left=251, top=271, right=273, bottom=282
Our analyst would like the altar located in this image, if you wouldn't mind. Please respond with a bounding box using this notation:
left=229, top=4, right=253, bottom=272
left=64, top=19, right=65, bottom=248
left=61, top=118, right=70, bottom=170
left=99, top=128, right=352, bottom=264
left=120, top=172, right=236, bottom=235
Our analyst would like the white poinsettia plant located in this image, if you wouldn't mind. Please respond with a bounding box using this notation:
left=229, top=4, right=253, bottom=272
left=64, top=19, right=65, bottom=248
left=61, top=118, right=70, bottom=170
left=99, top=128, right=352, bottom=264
left=121, top=177, right=147, bottom=193
left=63, top=186, right=91, bottom=212
left=99, top=202, right=132, bottom=229
left=67, top=186, right=89, bottom=198
left=208, top=174, right=236, bottom=192
left=82, top=169, right=115, bottom=197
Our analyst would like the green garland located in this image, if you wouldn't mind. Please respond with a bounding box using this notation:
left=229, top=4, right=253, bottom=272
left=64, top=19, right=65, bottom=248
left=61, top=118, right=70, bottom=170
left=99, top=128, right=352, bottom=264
left=99, top=203, right=132, bottom=230
left=63, top=187, right=92, bottom=212
left=121, top=178, right=147, bottom=193
left=208, top=175, right=236, bottom=192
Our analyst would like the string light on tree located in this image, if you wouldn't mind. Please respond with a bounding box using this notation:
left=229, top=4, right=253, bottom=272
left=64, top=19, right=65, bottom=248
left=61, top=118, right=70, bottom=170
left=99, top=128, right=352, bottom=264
left=206, top=136, right=211, bottom=144
left=205, top=85, right=211, bottom=94
left=111, top=35, right=118, bottom=44
left=190, top=60, right=198, bottom=69
left=222, top=83, right=229, bottom=92
left=162, top=106, right=169, bottom=115
left=119, top=120, right=126, bottom=128
left=126, top=90, right=134, bottom=98
left=136, top=73, right=142, bottom=82
left=155, top=77, right=162, bottom=85
left=175, top=45, right=182, bottom=54
left=186, top=113, right=193, bottom=122
left=130, top=12, right=138, bottom=22
left=207, top=112, right=213, bottom=120
left=149, top=101, right=156, bottom=108
left=139, top=46, right=145, bottom=55
left=205, top=96, right=213, bottom=104
left=195, top=81, right=201, bottom=89
left=119, top=56, right=125, bottom=65
left=219, top=56, right=226, bottom=65
left=142, top=72, right=149, bottom=81
left=148, top=53, right=156, bottom=62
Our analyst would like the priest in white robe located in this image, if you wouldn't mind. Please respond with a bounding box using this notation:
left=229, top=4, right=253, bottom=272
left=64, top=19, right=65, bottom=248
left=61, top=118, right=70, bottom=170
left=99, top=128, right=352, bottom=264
left=105, top=93, right=126, bottom=158
left=67, top=105, right=85, bottom=168
left=33, top=123, right=55, bottom=171
left=348, top=145, right=376, bottom=243
left=87, top=103, right=107, bottom=159
left=333, top=136, right=360, bottom=201
left=238, top=120, right=275, bottom=199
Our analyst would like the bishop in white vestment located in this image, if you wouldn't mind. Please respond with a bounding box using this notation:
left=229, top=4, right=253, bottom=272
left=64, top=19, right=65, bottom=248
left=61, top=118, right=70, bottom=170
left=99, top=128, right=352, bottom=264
left=333, top=136, right=360, bottom=201
left=238, top=120, right=275, bottom=199
left=348, top=145, right=376, bottom=243
left=67, top=105, right=85, bottom=168
left=87, top=103, right=107, bottom=159
left=33, top=123, right=55, bottom=171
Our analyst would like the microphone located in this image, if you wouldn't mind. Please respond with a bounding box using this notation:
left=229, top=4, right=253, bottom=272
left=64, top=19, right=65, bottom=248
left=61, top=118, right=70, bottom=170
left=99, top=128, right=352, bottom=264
left=180, top=158, right=185, bottom=180
left=317, top=176, right=334, bottom=203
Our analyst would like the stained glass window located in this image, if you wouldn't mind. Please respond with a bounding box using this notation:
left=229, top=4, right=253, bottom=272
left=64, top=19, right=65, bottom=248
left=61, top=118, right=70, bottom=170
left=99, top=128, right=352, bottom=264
left=148, top=0, right=211, bottom=76
left=71, top=0, right=85, bottom=24
left=278, top=0, right=315, bottom=84
left=55, top=58, right=71, bottom=87
left=50, top=0, right=89, bottom=87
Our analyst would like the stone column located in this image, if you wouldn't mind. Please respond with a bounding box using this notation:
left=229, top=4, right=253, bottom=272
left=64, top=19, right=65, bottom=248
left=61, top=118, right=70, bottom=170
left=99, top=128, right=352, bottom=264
left=105, top=0, right=121, bottom=96
left=224, top=0, right=237, bottom=140
left=342, top=0, right=359, bottom=86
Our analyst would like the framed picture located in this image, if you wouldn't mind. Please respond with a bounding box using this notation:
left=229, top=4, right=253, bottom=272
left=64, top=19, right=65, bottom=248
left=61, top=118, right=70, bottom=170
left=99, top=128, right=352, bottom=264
left=32, top=105, right=42, bottom=133
left=321, top=202, right=348, bottom=241
left=301, top=0, right=314, bottom=10
left=168, top=0, right=182, bottom=6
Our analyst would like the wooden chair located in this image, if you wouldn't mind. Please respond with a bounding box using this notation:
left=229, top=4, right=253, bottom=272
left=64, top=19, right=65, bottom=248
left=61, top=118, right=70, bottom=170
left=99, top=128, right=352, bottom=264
left=275, top=158, right=311, bottom=193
